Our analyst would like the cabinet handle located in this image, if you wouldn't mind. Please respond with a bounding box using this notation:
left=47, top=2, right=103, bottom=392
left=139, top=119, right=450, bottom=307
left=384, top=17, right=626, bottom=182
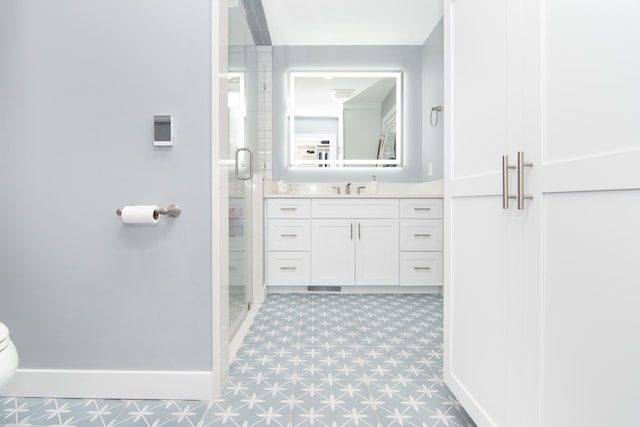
left=414, top=267, right=431, bottom=270
left=414, top=207, right=432, bottom=211
left=280, top=234, right=298, bottom=238
left=414, top=233, right=432, bottom=237
left=350, top=223, right=353, bottom=240
left=280, top=207, right=297, bottom=211
left=502, top=155, right=517, bottom=209
left=517, top=151, right=534, bottom=210
left=358, top=223, right=361, bottom=240
left=280, top=266, right=297, bottom=271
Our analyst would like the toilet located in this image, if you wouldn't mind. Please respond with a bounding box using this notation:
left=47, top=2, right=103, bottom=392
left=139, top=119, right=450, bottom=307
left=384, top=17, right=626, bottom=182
left=0, top=322, right=19, bottom=391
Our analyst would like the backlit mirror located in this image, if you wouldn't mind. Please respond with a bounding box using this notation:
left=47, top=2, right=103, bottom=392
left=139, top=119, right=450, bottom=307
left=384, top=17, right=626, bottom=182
left=289, top=71, right=402, bottom=167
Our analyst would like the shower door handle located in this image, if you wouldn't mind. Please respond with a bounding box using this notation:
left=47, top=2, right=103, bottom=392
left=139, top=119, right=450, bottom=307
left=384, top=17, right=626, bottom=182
left=235, top=148, right=253, bottom=180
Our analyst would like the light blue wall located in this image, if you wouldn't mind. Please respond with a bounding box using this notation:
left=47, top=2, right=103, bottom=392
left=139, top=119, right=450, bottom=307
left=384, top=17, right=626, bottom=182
left=272, top=45, right=423, bottom=183
left=0, top=0, right=212, bottom=370
left=422, top=19, right=444, bottom=181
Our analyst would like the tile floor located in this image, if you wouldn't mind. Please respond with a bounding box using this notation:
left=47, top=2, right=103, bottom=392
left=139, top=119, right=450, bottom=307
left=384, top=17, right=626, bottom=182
left=1, top=293, right=475, bottom=427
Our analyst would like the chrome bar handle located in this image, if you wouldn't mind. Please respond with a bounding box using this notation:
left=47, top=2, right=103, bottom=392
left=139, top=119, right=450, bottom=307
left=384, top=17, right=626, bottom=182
left=358, top=222, right=361, bottom=240
left=350, top=223, right=353, bottom=240
left=502, top=155, right=516, bottom=209
left=517, top=151, right=533, bottom=210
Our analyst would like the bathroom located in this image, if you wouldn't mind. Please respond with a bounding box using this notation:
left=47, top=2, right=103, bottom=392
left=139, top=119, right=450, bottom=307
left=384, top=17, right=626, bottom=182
left=1, top=1, right=639, bottom=426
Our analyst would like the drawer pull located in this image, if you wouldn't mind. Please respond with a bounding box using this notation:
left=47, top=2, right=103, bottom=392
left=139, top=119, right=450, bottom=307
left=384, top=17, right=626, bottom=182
left=414, top=207, right=432, bottom=211
left=280, top=234, right=298, bottom=238
left=414, top=267, right=432, bottom=270
left=414, top=234, right=432, bottom=237
left=280, top=266, right=297, bottom=271
left=280, top=207, right=297, bottom=211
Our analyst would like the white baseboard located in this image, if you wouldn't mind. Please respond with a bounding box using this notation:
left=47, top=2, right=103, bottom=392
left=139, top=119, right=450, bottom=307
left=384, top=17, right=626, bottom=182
left=0, top=369, right=214, bottom=401
left=267, top=286, right=443, bottom=295
left=229, top=302, right=261, bottom=363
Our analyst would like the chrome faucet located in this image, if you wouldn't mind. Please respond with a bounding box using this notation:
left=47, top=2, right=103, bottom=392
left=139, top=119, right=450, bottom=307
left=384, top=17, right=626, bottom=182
left=345, top=182, right=351, bottom=195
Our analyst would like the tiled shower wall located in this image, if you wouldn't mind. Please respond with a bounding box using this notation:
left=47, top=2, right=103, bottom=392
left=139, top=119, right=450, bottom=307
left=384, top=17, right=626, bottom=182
left=257, top=46, right=273, bottom=180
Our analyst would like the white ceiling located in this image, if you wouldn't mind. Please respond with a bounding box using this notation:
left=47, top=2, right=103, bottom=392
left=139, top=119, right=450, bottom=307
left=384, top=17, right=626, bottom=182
left=262, top=0, right=443, bottom=46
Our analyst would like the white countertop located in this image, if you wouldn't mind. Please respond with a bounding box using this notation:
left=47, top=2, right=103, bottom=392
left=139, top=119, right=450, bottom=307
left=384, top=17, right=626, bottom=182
left=263, top=180, right=443, bottom=199
left=264, top=193, right=442, bottom=199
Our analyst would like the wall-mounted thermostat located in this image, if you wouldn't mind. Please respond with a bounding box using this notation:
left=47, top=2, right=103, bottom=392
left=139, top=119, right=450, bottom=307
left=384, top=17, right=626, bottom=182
left=154, top=115, right=173, bottom=147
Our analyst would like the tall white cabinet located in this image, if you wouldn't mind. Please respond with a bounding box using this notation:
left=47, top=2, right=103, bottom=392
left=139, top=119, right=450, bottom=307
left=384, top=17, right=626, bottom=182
left=444, top=1, right=640, bottom=426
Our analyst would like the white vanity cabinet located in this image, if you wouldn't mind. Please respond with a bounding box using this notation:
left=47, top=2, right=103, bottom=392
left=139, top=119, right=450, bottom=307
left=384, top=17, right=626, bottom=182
left=265, top=199, right=311, bottom=286
left=312, top=199, right=399, bottom=287
left=399, top=199, right=443, bottom=286
left=266, top=197, right=442, bottom=290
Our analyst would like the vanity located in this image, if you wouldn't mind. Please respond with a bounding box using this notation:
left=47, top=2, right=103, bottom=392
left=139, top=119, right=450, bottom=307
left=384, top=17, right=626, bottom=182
left=264, top=56, right=443, bottom=293
left=265, top=193, right=443, bottom=293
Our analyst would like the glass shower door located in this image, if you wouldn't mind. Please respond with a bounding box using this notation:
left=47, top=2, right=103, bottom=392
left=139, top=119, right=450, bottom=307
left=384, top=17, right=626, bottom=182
left=228, top=0, right=257, bottom=341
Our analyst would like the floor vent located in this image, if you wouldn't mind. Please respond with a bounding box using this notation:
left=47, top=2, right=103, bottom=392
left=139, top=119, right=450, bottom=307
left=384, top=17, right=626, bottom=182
left=307, top=286, right=341, bottom=293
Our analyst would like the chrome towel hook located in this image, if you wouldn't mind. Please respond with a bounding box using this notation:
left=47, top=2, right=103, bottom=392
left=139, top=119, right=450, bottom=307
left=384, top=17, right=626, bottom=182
left=430, top=105, right=442, bottom=127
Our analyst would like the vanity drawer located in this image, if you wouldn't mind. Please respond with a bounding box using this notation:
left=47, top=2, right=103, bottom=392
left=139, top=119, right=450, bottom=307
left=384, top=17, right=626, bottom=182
left=267, top=252, right=310, bottom=285
left=400, top=252, right=443, bottom=286
left=400, top=199, right=443, bottom=219
left=312, top=198, right=399, bottom=219
left=268, top=199, right=311, bottom=219
left=400, top=219, right=443, bottom=251
left=267, top=219, right=311, bottom=251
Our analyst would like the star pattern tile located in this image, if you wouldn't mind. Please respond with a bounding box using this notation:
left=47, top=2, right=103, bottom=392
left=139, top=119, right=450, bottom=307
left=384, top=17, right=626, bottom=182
left=1, top=293, right=475, bottom=427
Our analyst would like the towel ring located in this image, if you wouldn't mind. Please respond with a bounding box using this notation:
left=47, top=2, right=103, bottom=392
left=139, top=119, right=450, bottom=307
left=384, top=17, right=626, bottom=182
left=430, top=106, right=442, bottom=127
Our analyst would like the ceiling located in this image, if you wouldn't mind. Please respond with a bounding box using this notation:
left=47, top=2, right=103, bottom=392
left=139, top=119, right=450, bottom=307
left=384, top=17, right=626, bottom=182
left=261, top=0, right=443, bottom=46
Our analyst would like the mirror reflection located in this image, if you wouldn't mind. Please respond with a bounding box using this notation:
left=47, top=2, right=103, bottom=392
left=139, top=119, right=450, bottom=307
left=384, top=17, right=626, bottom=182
left=289, top=71, right=402, bottom=167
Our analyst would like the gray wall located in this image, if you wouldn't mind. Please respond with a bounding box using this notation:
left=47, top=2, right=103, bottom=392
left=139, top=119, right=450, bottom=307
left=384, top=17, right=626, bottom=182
left=0, top=0, right=212, bottom=370
left=422, top=18, right=444, bottom=181
left=273, top=45, right=423, bottom=183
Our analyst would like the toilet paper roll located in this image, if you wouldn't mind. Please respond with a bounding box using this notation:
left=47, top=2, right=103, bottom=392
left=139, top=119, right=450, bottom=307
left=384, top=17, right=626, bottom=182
left=121, top=205, right=159, bottom=224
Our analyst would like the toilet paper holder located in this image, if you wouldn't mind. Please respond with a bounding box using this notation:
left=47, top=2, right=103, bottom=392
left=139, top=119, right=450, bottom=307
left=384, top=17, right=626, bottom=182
left=116, top=204, right=181, bottom=217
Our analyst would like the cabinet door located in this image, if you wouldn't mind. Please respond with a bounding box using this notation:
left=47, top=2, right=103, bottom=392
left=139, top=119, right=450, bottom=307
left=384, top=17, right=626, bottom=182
left=355, top=219, right=399, bottom=286
left=444, top=0, right=525, bottom=425
left=536, top=2, right=640, bottom=425
left=311, top=219, right=355, bottom=286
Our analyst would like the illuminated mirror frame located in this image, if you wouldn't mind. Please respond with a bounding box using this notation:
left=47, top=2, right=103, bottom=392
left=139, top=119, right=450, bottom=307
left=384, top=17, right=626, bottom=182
left=288, top=71, right=403, bottom=168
